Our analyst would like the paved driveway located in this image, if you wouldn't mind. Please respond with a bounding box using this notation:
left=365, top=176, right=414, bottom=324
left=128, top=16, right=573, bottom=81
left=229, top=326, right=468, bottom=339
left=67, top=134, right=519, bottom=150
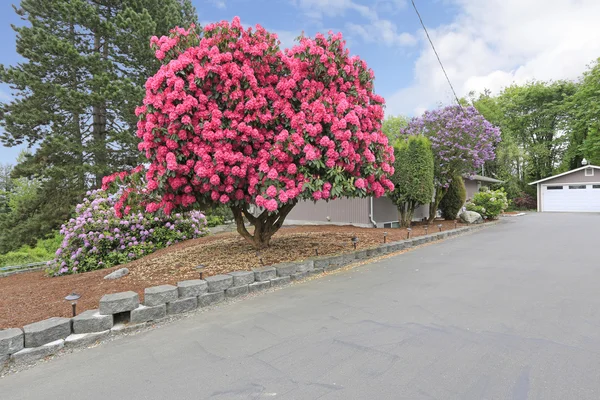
left=2, top=213, right=600, bottom=399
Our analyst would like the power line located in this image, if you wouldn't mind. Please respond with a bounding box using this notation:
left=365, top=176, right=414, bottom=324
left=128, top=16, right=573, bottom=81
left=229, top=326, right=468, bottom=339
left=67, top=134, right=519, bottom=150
left=410, top=0, right=465, bottom=111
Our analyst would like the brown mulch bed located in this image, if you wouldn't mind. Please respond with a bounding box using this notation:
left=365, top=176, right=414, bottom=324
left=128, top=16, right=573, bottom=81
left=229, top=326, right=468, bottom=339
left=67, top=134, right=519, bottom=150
left=0, top=220, right=464, bottom=329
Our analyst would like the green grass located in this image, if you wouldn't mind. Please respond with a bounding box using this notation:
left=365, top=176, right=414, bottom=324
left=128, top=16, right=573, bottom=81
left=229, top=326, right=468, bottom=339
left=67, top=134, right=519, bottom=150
left=0, top=234, right=62, bottom=268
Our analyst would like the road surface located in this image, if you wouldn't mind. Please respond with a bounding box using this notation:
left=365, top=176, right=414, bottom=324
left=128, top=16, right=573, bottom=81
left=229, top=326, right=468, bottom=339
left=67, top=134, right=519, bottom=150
left=2, top=213, right=600, bottom=399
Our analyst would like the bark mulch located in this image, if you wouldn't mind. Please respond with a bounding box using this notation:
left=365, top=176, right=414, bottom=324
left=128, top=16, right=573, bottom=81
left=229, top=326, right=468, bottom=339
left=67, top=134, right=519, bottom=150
left=0, top=220, right=463, bottom=328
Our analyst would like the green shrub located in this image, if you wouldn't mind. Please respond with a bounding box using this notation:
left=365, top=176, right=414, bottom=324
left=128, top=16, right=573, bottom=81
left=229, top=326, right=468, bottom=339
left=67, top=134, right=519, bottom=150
left=439, top=175, right=466, bottom=220
left=389, top=136, right=435, bottom=227
left=0, top=233, right=62, bottom=267
left=466, top=188, right=509, bottom=219
left=47, top=190, right=208, bottom=276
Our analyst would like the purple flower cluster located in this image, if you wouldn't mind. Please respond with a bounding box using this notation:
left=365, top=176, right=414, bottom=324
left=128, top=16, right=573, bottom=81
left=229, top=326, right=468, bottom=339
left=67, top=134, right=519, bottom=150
left=48, top=190, right=208, bottom=276
left=402, top=105, right=501, bottom=187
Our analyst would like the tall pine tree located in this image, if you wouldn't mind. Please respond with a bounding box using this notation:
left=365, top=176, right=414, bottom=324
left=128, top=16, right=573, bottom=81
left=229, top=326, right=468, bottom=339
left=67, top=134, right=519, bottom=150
left=0, top=0, right=197, bottom=252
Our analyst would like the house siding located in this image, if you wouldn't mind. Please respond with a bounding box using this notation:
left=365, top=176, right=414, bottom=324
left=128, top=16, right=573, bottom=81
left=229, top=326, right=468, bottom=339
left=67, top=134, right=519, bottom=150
left=465, top=179, right=480, bottom=201
left=540, top=168, right=599, bottom=184
left=373, top=197, right=398, bottom=225
left=286, top=197, right=371, bottom=227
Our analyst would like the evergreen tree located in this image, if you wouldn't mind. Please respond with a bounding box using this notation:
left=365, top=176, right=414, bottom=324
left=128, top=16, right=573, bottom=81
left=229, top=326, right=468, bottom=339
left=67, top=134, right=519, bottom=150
left=439, top=175, right=466, bottom=220
left=389, top=136, right=435, bottom=228
left=0, top=0, right=197, bottom=251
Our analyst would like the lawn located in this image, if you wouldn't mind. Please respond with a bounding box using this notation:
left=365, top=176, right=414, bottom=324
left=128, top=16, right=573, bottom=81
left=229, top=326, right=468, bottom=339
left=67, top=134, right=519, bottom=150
left=0, top=221, right=464, bottom=328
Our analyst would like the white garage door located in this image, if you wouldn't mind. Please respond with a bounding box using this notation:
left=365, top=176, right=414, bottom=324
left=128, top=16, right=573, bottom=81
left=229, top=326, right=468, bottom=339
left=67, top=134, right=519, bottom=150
left=543, top=184, right=600, bottom=212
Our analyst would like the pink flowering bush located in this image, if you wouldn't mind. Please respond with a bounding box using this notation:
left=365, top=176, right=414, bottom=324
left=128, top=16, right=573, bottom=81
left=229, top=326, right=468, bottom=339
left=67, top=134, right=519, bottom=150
left=47, top=190, right=208, bottom=276
left=402, top=105, right=501, bottom=221
left=105, top=17, right=394, bottom=248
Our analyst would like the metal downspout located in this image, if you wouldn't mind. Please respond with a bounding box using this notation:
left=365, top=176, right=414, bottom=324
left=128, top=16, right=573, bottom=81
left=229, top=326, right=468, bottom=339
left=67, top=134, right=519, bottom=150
left=369, top=197, right=377, bottom=227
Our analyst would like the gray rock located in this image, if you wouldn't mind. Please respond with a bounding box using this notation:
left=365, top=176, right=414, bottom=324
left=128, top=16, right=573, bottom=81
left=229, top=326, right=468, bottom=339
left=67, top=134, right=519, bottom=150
left=460, top=210, right=483, bottom=224
left=64, top=331, right=110, bottom=349
left=313, top=257, right=331, bottom=270
left=144, top=285, right=178, bottom=306
left=275, top=262, right=297, bottom=277
left=325, top=253, right=356, bottom=271
left=0, top=354, right=8, bottom=370
left=229, top=271, right=255, bottom=286
left=366, top=247, right=381, bottom=257
left=291, top=271, right=308, bottom=281
left=0, top=328, right=24, bottom=355
left=270, top=276, right=291, bottom=287
left=72, top=310, right=113, bottom=334
left=167, top=297, right=197, bottom=315
left=294, top=260, right=314, bottom=273
left=225, top=285, right=249, bottom=298
left=110, top=322, right=146, bottom=335
left=103, top=267, right=129, bottom=280
left=99, top=291, right=139, bottom=315
left=205, top=275, right=233, bottom=292
left=23, top=317, right=71, bottom=348
left=248, top=281, right=271, bottom=293
left=253, top=266, right=276, bottom=281
left=11, top=339, right=64, bottom=365
left=130, top=304, right=166, bottom=324
left=198, top=291, right=225, bottom=307
left=354, top=250, right=369, bottom=260
left=177, top=280, right=207, bottom=298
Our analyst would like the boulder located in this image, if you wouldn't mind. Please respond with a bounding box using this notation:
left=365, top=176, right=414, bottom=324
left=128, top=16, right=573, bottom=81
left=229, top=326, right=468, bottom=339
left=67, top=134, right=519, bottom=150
left=460, top=211, right=483, bottom=225
left=103, top=268, right=129, bottom=280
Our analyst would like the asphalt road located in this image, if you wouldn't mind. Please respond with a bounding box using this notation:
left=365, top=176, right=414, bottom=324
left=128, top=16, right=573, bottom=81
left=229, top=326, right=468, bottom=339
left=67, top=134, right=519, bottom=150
left=2, top=213, right=600, bottom=400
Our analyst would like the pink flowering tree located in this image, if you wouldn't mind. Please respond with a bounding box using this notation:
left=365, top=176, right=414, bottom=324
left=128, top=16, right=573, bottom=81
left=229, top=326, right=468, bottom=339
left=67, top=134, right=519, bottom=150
left=402, top=105, right=500, bottom=222
left=104, top=18, right=394, bottom=249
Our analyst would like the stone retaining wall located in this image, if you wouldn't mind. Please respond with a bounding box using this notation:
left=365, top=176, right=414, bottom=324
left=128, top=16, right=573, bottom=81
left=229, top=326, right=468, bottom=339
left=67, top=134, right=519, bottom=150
left=0, top=222, right=497, bottom=372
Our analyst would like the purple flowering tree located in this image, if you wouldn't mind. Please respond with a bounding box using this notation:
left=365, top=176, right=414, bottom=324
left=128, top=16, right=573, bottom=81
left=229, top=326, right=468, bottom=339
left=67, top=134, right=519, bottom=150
left=402, top=105, right=501, bottom=222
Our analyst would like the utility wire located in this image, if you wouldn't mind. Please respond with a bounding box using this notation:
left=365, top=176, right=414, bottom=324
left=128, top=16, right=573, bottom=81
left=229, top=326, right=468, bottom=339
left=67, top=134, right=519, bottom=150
left=410, top=0, right=466, bottom=112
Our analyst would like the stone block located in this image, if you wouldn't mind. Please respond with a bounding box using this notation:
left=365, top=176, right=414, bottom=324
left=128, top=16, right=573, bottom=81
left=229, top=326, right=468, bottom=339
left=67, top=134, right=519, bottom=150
left=248, top=281, right=271, bottom=293
left=225, top=285, right=249, bottom=298
left=11, top=339, right=64, bottom=365
left=229, top=271, right=255, bottom=286
left=0, top=328, right=24, bottom=355
left=326, top=253, right=356, bottom=270
left=111, top=322, right=146, bottom=335
left=198, top=291, right=225, bottom=307
left=130, top=304, right=166, bottom=324
left=99, top=291, right=139, bottom=315
left=177, top=279, right=207, bottom=298
left=205, top=274, right=233, bottom=292
left=291, top=271, right=308, bottom=281
left=313, top=257, right=331, bottom=270
left=309, top=268, right=324, bottom=276
left=144, top=285, right=178, bottom=306
left=23, top=317, right=71, bottom=348
left=72, top=310, right=113, bottom=334
left=354, top=249, right=369, bottom=260
left=294, top=260, right=314, bottom=273
left=253, top=266, right=276, bottom=281
left=64, top=331, right=110, bottom=349
left=274, top=262, right=297, bottom=277
left=270, top=276, right=291, bottom=287
left=0, top=354, right=8, bottom=370
left=167, top=297, right=197, bottom=315
left=366, top=247, right=380, bottom=257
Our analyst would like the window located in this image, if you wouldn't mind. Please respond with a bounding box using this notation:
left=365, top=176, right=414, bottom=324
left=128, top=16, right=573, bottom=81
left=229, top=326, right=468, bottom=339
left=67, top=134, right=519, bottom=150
left=547, top=186, right=563, bottom=190
left=585, top=168, right=594, bottom=177
left=569, top=185, right=586, bottom=189
left=593, top=185, right=600, bottom=189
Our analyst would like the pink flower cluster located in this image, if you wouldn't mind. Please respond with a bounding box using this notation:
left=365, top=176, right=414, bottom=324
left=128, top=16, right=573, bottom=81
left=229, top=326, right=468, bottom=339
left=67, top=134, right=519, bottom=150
left=119, top=17, right=394, bottom=215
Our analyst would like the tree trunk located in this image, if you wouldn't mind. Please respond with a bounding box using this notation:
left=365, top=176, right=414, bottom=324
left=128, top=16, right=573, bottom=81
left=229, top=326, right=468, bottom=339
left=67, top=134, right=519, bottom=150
left=230, top=202, right=297, bottom=249
left=428, top=187, right=447, bottom=223
left=398, top=200, right=415, bottom=228
left=92, top=29, right=108, bottom=187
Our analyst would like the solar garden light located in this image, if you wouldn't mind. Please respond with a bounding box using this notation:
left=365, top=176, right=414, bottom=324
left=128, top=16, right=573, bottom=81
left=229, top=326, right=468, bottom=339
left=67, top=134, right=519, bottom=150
left=315, top=248, right=319, bottom=256
left=383, top=232, right=388, bottom=243
left=195, top=264, right=206, bottom=280
left=351, top=236, right=359, bottom=249
left=424, top=225, right=428, bottom=235
left=406, top=228, right=412, bottom=239
left=65, top=292, right=81, bottom=317
left=438, top=224, right=442, bottom=232
left=454, top=220, right=458, bottom=229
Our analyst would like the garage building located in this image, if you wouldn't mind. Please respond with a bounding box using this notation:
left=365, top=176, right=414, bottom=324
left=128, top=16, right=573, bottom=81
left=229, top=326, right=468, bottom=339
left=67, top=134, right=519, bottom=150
left=529, top=162, right=600, bottom=212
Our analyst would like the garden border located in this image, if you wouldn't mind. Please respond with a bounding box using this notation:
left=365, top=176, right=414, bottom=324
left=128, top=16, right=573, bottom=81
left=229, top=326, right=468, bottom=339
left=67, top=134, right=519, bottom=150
left=0, top=220, right=499, bottom=374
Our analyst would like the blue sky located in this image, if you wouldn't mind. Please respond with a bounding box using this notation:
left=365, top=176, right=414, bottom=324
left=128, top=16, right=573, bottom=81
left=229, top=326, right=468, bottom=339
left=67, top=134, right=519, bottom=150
left=2, top=0, right=600, bottom=165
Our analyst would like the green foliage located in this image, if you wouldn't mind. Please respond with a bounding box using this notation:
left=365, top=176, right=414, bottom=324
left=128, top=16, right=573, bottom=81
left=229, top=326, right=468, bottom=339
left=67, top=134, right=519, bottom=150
left=382, top=115, right=410, bottom=144
left=570, top=59, right=600, bottom=166
left=0, top=0, right=198, bottom=252
left=439, top=175, right=466, bottom=220
left=0, top=234, right=62, bottom=267
left=466, top=188, right=509, bottom=219
left=389, top=136, right=434, bottom=227
left=202, top=204, right=233, bottom=227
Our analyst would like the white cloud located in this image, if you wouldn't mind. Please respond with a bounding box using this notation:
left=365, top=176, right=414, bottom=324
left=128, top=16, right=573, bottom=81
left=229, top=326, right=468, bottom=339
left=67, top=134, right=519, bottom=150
left=292, top=0, right=416, bottom=48
left=210, top=0, right=226, bottom=9
left=386, top=0, right=600, bottom=116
